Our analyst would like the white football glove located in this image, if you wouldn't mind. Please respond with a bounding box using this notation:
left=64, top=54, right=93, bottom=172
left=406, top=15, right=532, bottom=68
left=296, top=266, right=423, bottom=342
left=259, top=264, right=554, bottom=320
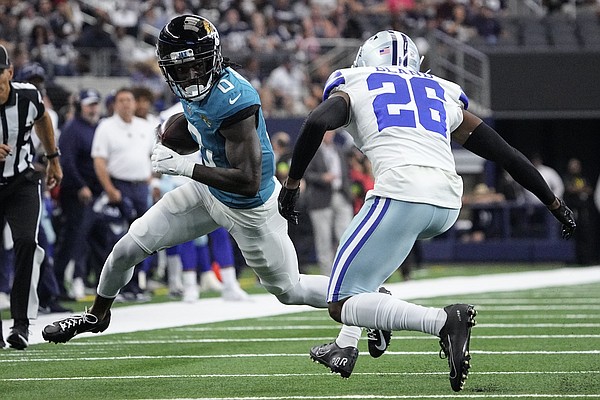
left=151, top=143, right=195, bottom=177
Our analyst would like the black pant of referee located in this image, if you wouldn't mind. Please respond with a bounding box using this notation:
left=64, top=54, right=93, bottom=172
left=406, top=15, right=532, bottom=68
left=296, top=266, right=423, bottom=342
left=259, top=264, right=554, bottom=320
left=0, top=169, right=46, bottom=348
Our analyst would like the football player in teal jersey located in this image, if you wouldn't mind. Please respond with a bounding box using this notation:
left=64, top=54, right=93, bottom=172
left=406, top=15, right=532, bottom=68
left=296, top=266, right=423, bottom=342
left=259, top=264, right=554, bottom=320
left=43, top=16, right=380, bottom=366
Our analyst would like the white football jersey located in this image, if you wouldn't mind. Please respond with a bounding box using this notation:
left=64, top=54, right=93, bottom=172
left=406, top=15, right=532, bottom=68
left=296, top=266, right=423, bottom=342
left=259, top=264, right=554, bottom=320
left=323, top=66, right=468, bottom=209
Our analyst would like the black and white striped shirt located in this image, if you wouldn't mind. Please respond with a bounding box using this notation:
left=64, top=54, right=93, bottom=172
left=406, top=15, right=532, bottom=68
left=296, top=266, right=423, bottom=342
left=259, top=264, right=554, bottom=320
left=0, top=82, right=45, bottom=179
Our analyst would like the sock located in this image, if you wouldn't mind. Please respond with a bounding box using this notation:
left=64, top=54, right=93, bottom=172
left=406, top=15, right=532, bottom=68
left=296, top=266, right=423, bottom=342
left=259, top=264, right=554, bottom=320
left=220, top=266, right=239, bottom=290
left=341, top=292, right=447, bottom=336
left=167, top=255, right=183, bottom=293
left=335, top=325, right=362, bottom=348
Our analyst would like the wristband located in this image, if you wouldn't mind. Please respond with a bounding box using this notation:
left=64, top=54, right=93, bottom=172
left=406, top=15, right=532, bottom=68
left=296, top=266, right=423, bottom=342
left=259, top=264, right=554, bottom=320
left=45, top=149, right=61, bottom=159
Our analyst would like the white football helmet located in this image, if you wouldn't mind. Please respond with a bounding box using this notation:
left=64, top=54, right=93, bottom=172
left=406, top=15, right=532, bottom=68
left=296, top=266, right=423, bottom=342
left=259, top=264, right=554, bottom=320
left=352, top=30, right=421, bottom=72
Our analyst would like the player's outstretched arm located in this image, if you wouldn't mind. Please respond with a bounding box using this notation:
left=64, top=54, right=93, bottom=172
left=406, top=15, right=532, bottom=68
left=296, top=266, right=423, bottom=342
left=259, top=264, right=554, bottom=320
left=278, top=93, right=350, bottom=224
left=451, top=110, right=576, bottom=239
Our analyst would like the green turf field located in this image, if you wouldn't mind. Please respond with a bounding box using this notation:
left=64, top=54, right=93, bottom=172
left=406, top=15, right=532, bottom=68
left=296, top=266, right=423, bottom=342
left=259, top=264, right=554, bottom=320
left=2, top=268, right=599, bottom=400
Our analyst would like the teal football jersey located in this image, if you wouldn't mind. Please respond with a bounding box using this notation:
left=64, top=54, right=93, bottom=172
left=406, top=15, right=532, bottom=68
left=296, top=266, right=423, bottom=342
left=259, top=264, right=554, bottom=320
left=180, top=67, right=275, bottom=209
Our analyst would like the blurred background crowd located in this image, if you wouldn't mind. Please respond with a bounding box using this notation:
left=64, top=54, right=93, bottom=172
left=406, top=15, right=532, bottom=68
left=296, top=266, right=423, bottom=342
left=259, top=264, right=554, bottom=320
left=2, top=0, right=599, bottom=121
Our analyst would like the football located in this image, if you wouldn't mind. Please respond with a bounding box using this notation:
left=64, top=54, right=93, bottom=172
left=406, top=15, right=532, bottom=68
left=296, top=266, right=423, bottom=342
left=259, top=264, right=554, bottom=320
left=158, top=112, right=199, bottom=155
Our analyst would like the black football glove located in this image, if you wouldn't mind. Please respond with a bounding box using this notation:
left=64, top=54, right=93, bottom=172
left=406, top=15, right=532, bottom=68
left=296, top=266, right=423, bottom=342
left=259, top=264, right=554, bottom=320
left=549, top=198, right=576, bottom=240
left=278, top=186, right=300, bottom=225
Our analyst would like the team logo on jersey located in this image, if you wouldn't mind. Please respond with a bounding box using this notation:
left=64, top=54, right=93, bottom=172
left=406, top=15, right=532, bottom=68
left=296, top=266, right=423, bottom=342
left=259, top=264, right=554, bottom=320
left=200, top=114, right=211, bottom=127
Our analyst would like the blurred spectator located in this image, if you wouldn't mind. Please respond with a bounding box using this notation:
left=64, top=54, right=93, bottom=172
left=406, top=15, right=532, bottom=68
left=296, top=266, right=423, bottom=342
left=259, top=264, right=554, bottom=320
left=398, top=242, right=422, bottom=281
left=309, top=4, right=341, bottom=39
left=29, top=23, right=78, bottom=77
left=37, top=0, right=54, bottom=20
left=297, top=18, right=322, bottom=63
left=130, top=60, right=171, bottom=110
left=55, top=88, right=105, bottom=300
left=14, top=61, right=61, bottom=146
left=471, top=4, right=502, bottom=44
left=73, top=12, right=117, bottom=75
left=91, top=87, right=155, bottom=300
left=237, top=56, right=264, bottom=91
left=15, top=3, right=40, bottom=42
left=304, top=130, right=354, bottom=275
left=563, top=158, right=597, bottom=265
left=265, top=54, right=309, bottom=116
left=524, top=154, right=564, bottom=205
left=167, top=0, right=193, bottom=19
left=132, top=86, right=160, bottom=127
left=218, top=8, right=251, bottom=55
left=138, top=4, right=169, bottom=46
left=461, top=183, right=506, bottom=242
left=109, top=0, right=140, bottom=37
left=247, top=12, right=280, bottom=56
left=438, top=3, right=477, bottom=42
left=271, top=131, right=292, bottom=184
left=49, top=0, right=81, bottom=44
left=103, top=91, right=116, bottom=118
left=0, top=10, right=21, bottom=44
left=348, top=148, right=374, bottom=215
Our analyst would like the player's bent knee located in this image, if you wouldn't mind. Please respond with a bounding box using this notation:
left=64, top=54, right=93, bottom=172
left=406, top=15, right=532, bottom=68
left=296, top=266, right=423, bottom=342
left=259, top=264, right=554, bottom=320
left=328, top=301, right=344, bottom=323
left=275, top=289, right=299, bottom=305
left=112, top=234, right=148, bottom=267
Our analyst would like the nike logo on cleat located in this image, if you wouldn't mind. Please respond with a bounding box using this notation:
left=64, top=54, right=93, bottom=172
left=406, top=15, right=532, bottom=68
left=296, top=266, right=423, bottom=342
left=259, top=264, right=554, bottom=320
left=314, top=347, right=331, bottom=357
left=374, top=331, right=387, bottom=351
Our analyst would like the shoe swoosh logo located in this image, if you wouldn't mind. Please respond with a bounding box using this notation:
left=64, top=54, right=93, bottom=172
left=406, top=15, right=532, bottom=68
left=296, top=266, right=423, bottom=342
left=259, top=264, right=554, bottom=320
left=375, top=331, right=387, bottom=351
left=447, top=335, right=457, bottom=378
left=157, top=155, right=174, bottom=162
left=229, top=93, right=242, bottom=104
left=315, top=348, right=330, bottom=357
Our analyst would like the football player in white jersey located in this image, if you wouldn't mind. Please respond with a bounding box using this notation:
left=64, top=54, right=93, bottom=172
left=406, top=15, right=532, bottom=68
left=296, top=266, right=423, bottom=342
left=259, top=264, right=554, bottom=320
left=278, top=30, right=576, bottom=391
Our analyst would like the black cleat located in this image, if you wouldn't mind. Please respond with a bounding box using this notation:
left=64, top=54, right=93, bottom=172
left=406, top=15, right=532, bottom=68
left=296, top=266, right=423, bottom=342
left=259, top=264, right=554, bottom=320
left=438, top=304, right=477, bottom=392
left=310, top=342, right=358, bottom=378
left=42, top=310, right=111, bottom=343
left=7, top=321, right=29, bottom=350
left=366, top=287, right=392, bottom=358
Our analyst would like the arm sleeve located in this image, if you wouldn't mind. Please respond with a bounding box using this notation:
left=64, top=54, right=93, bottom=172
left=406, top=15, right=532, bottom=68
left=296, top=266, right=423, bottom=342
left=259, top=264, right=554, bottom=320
left=462, top=122, right=556, bottom=205
left=288, top=96, right=349, bottom=180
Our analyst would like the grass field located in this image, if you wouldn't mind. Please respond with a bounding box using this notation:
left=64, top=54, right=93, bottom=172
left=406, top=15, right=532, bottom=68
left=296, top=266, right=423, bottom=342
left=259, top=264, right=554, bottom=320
left=2, top=266, right=600, bottom=399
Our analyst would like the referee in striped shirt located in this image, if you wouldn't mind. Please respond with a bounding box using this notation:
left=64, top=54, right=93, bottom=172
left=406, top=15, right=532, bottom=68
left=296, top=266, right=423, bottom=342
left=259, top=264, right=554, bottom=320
left=0, top=44, right=62, bottom=350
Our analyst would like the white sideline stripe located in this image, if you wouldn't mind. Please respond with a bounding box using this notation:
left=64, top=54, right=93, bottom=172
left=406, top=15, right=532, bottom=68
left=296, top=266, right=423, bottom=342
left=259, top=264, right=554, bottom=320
left=10, top=265, right=600, bottom=346
left=434, top=298, right=600, bottom=304
left=148, top=396, right=600, bottom=399
left=3, top=350, right=600, bottom=363
left=175, top=322, right=600, bottom=330
left=1, top=370, right=599, bottom=382
left=6, top=333, right=598, bottom=347
left=262, top=314, right=600, bottom=321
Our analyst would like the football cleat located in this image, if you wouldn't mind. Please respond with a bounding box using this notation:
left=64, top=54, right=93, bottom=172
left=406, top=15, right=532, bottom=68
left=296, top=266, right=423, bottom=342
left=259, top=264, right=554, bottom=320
left=7, top=321, right=29, bottom=350
left=438, top=304, right=477, bottom=392
left=309, top=342, right=358, bottom=378
left=366, top=287, right=393, bottom=358
left=42, top=309, right=111, bottom=344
